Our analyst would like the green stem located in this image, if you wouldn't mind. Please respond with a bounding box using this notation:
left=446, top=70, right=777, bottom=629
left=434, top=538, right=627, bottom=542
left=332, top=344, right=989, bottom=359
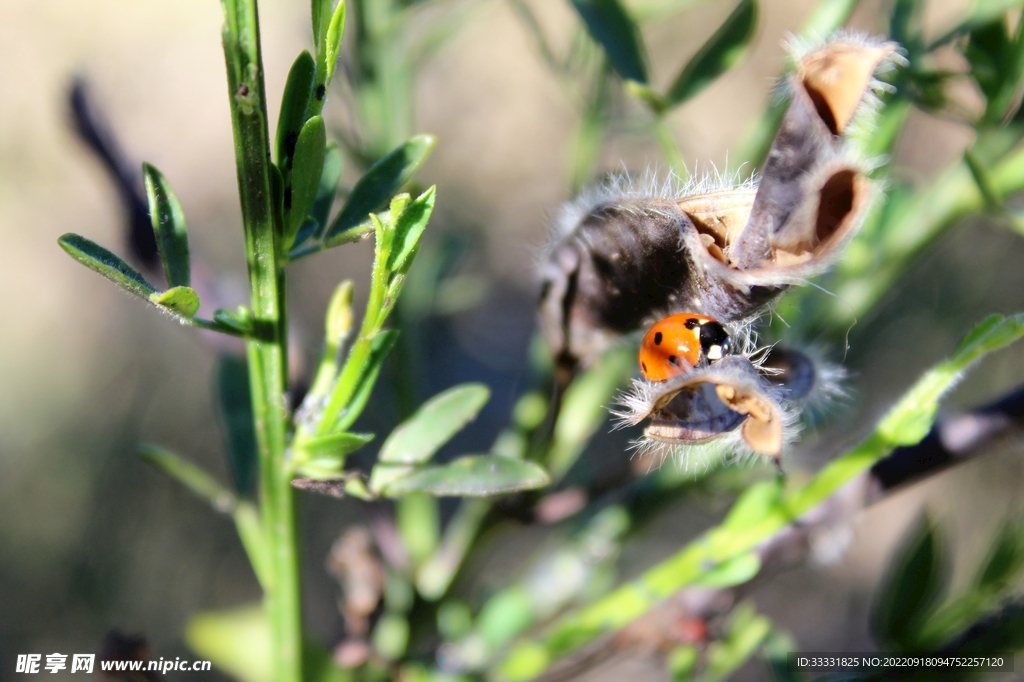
left=220, top=0, right=302, bottom=680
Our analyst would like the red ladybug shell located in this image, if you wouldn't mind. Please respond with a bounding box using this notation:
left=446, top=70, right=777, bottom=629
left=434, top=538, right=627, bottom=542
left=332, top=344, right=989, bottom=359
left=639, top=314, right=731, bottom=381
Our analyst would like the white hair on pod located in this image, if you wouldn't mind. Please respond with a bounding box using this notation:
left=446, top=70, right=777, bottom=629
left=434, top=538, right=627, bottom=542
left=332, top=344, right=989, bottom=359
left=546, top=166, right=759, bottom=251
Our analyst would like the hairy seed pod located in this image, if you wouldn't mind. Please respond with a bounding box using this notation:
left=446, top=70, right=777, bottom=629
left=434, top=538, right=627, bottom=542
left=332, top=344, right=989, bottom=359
left=615, top=345, right=837, bottom=465
left=538, top=35, right=899, bottom=372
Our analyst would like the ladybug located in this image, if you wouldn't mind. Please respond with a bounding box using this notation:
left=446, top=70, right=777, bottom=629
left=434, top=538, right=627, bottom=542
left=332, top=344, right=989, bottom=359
left=639, top=313, right=732, bottom=381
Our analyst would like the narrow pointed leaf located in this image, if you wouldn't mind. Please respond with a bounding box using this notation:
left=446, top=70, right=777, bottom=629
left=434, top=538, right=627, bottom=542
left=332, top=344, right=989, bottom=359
left=150, top=286, right=200, bottom=318
left=325, top=135, right=436, bottom=243
left=311, top=142, right=343, bottom=239
left=297, top=431, right=373, bottom=459
left=571, top=0, right=648, bottom=83
left=293, top=217, right=320, bottom=251
left=58, top=233, right=157, bottom=298
left=334, top=330, right=400, bottom=432
left=312, top=0, right=333, bottom=55
left=325, top=0, right=347, bottom=83
left=143, top=162, right=191, bottom=287
left=139, top=445, right=236, bottom=513
left=276, top=51, right=316, bottom=168
left=285, top=115, right=327, bottom=244
left=379, top=383, right=490, bottom=464
left=872, top=518, right=946, bottom=648
left=666, top=0, right=758, bottom=106
left=977, top=520, right=1024, bottom=591
left=232, top=502, right=271, bottom=589
left=380, top=455, right=550, bottom=497
left=387, top=186, right=436, bottom=274
left=216, top=354, right=258, bottom=498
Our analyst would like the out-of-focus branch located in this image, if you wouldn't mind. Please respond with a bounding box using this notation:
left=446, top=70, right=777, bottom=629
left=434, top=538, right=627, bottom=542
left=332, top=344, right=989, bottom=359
left=529, top=384, right=1024, bottom=682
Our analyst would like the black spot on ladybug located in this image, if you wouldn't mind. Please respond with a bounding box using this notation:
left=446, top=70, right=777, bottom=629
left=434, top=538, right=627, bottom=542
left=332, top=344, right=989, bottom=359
left=654, top=332, right=663, bottom=345
left=316, top=84, right=326, bottom=100
left=641, top=361, right=648, bottom=373
left=668, top=355, right=679, bottom=366
left=684, top=318, right=700, bottom=329
left=283, top=187, right=292, bottom=210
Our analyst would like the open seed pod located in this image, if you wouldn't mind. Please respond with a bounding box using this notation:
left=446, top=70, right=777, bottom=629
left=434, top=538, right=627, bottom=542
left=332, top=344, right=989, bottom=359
left=729, top=36, right=899, bottom=270
left=616, top=346, right=831, bottom=464
left=538, top=35, right=899, bottom=371
left=618, top=355, right=789, bottom=460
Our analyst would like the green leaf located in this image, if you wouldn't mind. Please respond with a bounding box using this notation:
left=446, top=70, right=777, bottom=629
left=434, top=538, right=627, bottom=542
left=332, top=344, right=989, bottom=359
left=372, top=612, right=409, bottom=661
left=311, top=142, right=343, bottom=239
left=216, top=354, right=258, bottom=498
left=325, top=279, right=353, bottom=344
left=872, top=517, right=946, bottom=648
left=665, top=0, right=757, bottom=107
left=703, top=604, right=772, bottom=682
left=548, top=345, right=634, bottom=479
left=477, top=586, right=535, bottom=649
left=878, top=313, right=1024, bottom=446
left=335, top=330, right=400, bottom=432
left=276, top=51, right=316, bottom=168
left=437, top=600, right=473, bottom=640
left=285, top=115, right=327, bottom=244
left=150, top=286, right=200, bottom=318
left=324, top=135, right=436, bottom=244
left=312, top=0, right=333, bottom=55
left=570, top=0, right=648, bottom=83
left=693, top=552, right=761, bottom=588
left=143, top=162, right=191, bottom=288
left=977, top=520, right=1024, bottom=592
left=379, top=383, right=490, bottom=464
left=325, top=0, right=347, bottom=84
left=58, top=233, right=157, bottom=299
left=667, top=645, right=698, bottom=681
left=398, top=493, right=440, bottom=566
left=387, top=186, right=436, bottom=274
left=213, top=307, right=255, bottom=336
left=296, top=431, right=373, bottom=459
left=379, top=455, right=550, bottom=497
left=295, top=458, right=346, bottom=479
left=186, top=605, right=272, bottom=682
left=139, top=445, right=236, bottom=513
left=232, top=502, right=271, bottom=589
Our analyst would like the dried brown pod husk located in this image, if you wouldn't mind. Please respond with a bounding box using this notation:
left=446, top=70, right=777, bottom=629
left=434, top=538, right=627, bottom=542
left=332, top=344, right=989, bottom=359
left=616, top=355, right=791, bottom=461
left=538, top=35, right=899, bottom=371
left=616, top=346, right=840, bottom=466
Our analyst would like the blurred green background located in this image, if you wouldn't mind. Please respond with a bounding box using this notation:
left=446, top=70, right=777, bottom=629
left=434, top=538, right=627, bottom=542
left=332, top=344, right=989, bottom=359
left=3, top=0, right=1024, bottom=679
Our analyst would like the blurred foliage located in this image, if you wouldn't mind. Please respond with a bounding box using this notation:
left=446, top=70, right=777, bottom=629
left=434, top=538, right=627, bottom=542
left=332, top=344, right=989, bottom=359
left=47, top=0, right=1024, bottom=680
